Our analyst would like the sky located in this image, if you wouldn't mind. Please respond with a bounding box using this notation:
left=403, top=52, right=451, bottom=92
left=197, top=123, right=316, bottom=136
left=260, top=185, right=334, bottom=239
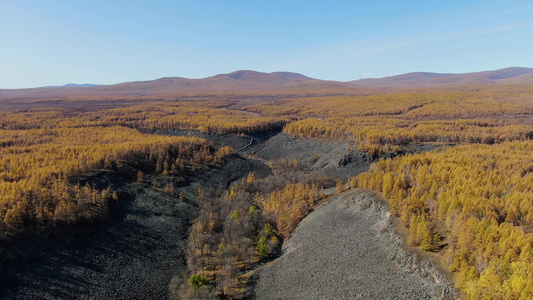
left=1, top=0, right=533, bottom=88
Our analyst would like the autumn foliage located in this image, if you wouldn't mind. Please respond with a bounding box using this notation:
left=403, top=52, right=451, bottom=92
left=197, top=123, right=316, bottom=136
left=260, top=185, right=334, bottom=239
left=242, top=84, right=533, bottom=298
left=0, top=104, right=249, bottom=238
left=2, top=82, right=533, bottom=299
left=247, top=86, right=533, bottom=154
left=354, top=141, right=533, bottom=299
left=258, top=183, right=322, bottom=237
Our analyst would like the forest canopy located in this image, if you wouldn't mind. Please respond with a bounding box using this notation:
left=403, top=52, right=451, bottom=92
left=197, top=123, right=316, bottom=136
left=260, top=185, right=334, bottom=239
left=1, top=82, right=533, bottom=299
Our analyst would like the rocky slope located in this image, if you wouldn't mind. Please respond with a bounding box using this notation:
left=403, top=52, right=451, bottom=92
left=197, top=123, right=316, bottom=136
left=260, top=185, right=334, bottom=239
left=0, top=186, right=194, bottom=300
left=0, top=154, right=269, bottom=300
left=247, top=189, right=458, bottom=299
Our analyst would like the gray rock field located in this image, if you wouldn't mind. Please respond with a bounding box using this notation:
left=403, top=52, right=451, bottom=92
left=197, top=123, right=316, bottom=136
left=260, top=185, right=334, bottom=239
left=0, top=154, right=268, bottom=300
left=248, top=189, right=458, bottom=300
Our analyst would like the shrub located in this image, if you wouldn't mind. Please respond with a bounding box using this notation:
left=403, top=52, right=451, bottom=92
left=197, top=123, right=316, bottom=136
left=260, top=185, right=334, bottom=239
left=188, top=274, right=209, bottom=291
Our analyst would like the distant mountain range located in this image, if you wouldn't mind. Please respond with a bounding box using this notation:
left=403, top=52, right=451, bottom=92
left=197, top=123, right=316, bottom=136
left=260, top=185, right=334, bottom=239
left=0, top=70, right=350, bottom=100
left=43, top=83, right=99, bottom=88
left=103, top=70, right=342, bottom=93
left=351, top=67, right=533, bottom=89
left=1, top=67, right=532, bottom=100
left=62, top=83, right=99, bottom=88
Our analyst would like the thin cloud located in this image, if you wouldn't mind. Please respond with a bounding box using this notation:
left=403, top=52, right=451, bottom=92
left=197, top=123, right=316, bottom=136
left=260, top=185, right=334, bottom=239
left=275, top=38, right=409, bottom=70
left=432, top=24, right=533, bottom=42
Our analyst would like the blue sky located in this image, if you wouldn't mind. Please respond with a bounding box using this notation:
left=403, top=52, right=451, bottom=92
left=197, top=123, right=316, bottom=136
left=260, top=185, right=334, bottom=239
left=1, top=0, right=532, bottom=88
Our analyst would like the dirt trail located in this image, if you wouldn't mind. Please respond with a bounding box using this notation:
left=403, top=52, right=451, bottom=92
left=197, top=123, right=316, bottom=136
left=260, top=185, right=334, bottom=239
left=247, top=189, right=458, bottom=299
